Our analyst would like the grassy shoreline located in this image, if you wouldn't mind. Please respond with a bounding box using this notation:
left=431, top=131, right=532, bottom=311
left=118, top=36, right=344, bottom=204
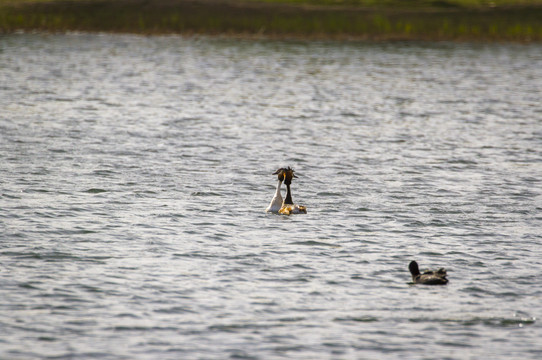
left=1, top=0, right=542, bottom=41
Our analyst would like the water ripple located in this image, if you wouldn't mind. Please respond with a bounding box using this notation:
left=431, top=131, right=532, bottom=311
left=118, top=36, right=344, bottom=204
left=1, top=34, right=541, bottom=360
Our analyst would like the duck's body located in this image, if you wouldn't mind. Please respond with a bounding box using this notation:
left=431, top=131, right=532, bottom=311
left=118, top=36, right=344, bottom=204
left=266, top=177, right=284, bottom=213
left=409, top=261, right=448, bottom=285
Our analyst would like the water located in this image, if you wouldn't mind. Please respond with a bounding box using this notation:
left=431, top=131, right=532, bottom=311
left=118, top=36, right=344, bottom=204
left=1, top=33, right=541, bottom=359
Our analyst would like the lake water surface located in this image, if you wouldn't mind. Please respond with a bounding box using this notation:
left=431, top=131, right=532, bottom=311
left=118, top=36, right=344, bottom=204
left=1, top=34, right=542, bottom=359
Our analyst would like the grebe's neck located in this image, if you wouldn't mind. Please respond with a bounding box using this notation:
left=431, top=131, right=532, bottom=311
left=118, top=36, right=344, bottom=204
left=274, top=180, right=283, bottom=199
left=266, top=180, right=283, bottom=213
left=284, top=184, right=293, bottom=205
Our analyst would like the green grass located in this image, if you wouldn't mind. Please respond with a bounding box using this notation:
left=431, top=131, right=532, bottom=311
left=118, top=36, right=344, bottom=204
left=2, top=0, right=542, bottom=7
left=1, top=0, right=542, bottom=41
left=246, top=0, right=542, bottom=7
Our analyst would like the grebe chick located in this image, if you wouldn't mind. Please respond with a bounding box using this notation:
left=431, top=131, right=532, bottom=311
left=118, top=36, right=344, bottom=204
left=279, top=167, right=307, bottom=215
left=409, top=261, right=448, bottom=285
left=265, top=168, right=285, bottom=213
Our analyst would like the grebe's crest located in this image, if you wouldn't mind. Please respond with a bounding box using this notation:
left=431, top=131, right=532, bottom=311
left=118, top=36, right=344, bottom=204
left=282, top=167, right=298, bottom=186
left=272, top=168, right=286, bottom=182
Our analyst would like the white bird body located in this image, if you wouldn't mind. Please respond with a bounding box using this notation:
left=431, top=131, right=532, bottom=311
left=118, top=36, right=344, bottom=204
left=265, top=179, right=283, bottom=213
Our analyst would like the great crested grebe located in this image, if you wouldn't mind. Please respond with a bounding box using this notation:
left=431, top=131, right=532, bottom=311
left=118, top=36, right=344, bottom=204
left=265, top=168, right=285, bottom=213
left=409, top=261, right=448, bottom=285
left=278, top=167, right=307, bottom=215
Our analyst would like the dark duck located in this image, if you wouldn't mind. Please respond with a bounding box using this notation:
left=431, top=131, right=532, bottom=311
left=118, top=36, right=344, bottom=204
left=409, top=261, right=448, bottom=285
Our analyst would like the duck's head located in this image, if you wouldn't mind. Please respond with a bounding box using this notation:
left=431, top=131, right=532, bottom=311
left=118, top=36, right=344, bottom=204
left=409, top=261, right=420, bottom=277
left=283, top=167, right=298, bottom=186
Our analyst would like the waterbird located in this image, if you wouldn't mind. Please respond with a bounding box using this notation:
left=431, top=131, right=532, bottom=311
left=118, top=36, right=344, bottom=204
left=278, top=167, right=307, bottom=215
left=409, top=261, right=448, bottom=285
left=265, top=168, right=285, bottom=213
left=265, top=167, right=307, bottom=215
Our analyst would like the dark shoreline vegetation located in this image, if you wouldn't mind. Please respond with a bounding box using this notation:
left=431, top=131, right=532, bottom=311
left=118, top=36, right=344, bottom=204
left=1, top=0, right=542, bottom=41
